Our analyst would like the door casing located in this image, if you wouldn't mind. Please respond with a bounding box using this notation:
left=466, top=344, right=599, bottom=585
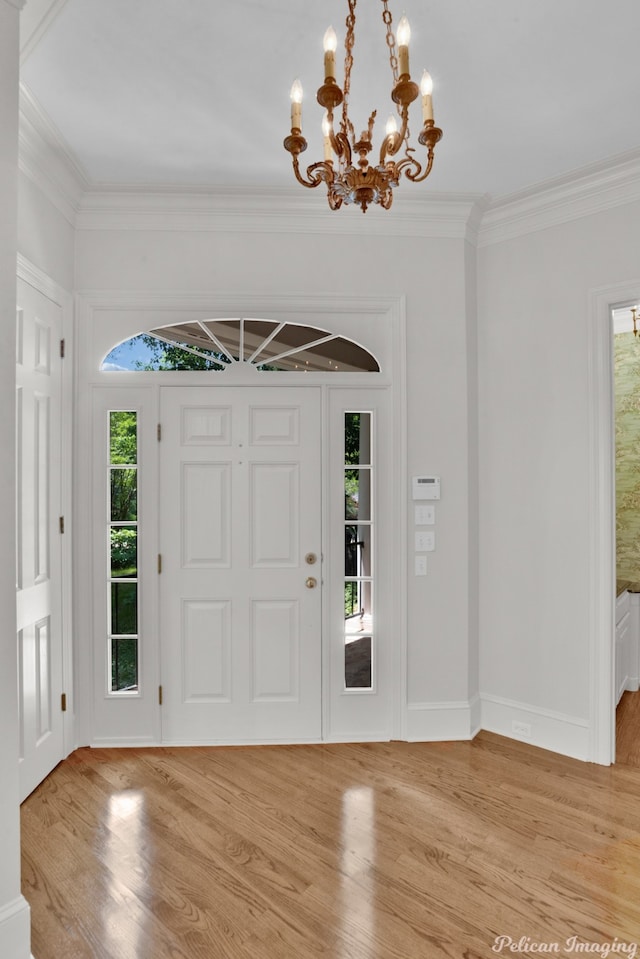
left=75, top=295, right=407, bottom=748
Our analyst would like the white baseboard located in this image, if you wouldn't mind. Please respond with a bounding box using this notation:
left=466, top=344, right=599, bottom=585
left=90, top=736, right=158, bottom=747
left=618, top=670, right=640, bottom=701
left=406, top=698, right=479, bottom=741
left=0, top=895, right=31, bottom=959
left=89, top=695, right=591, bottom=759
left=480, top=694, right=590, bottom=761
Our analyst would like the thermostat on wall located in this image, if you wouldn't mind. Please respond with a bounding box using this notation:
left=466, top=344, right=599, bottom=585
left=412, top=475, right=440, bottom=500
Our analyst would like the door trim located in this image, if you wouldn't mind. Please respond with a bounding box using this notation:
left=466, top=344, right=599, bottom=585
left=588, top=279, right=640, bottom=764
left=75, top=292, right=407, bottom=746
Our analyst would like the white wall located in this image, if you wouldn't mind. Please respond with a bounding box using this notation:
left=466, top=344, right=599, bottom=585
left=465, top=239, right=480, bottom=729
left=74, top=215, right=480, bottom=740
left=478, top=197, right=640, bottom=757
left=17, top=171, right=75, bottom=292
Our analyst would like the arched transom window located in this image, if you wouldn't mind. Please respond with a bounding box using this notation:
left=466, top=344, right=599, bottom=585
left=102, top=319, right=380, bottom=373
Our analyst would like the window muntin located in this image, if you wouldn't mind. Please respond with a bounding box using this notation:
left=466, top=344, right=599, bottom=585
left=108, top=411, right=139, bottom=694
left=344, top=412, right=374, bottom=691
left=101, top=320, right=379, bottom=373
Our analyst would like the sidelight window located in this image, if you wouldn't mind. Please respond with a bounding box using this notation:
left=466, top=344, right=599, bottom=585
left=108, top=411, right=139, bottom=693
left=344, top=412, right=374, bottom=690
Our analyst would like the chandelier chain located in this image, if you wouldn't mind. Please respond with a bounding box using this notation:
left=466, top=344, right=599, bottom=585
left=381, top=1, right=399, bottom=85
left=341, top=0, right=357, bottom=143
left=342, top=0, right=402, bottom=142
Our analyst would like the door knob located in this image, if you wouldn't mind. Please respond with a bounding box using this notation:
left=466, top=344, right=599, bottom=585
left=305, top=552, right=317, bottom=565
left=305, top=577, right=317, bottom=589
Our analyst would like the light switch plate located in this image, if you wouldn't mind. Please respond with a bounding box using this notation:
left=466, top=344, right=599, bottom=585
left=415, top=554, right=427, bottom=576
left=415, top=505, right=435, bottom=525
left=415, top=531, right=435, bottom=552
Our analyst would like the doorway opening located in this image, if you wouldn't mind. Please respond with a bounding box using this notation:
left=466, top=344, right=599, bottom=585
left=85, top=310, right=404, bottom=748
left=612, top=302, right=640, bottom=767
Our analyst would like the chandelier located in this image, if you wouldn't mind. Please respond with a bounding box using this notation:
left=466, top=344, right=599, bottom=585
left=283, top=0, right=443, bottom=213
left=632, top=307, right=639, bottom=337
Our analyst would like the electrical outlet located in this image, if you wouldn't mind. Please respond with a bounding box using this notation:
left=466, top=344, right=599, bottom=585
left=512, top=720, right=531, bottom=738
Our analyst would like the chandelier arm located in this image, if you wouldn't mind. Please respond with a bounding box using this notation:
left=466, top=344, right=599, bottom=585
left=379, top=104, right=411, bottom=164
left=332, top=130, right=353, bottom=166
left=396, top=151, right=435, bottom=184
left=379, top=134, right=399, bottom=166
left=291, top=156, right=333, bottom=190
left=402, top=122, right=444, bottom=181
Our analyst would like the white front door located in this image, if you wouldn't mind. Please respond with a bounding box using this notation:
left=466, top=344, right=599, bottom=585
left=159, top=386, right=322, bottom=743
left=16, top=279, right=65, bottom=800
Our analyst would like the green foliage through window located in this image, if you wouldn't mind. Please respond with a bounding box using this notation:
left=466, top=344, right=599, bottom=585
left=110, top=411, right=137, bottom=464
left=109, top=411, right=139, bottom=693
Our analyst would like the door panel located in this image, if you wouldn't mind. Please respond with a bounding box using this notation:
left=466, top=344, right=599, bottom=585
left=251, top=599, right=299, bottom=699
left=16, top=279, right=64, bottom=800
left=182, top=462, right=231, bottom=566
left=250, top=462, right=299, bottom=565
left=159, top=386, right=322, bottom=743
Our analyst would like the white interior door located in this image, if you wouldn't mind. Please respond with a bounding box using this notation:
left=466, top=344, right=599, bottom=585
left=16, top=279, right=64, bottom=800
left=159, top=386, right=322, bottom=743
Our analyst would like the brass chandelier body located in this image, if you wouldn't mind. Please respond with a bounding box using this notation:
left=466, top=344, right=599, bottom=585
left=283, top=0, right=443, bottom=213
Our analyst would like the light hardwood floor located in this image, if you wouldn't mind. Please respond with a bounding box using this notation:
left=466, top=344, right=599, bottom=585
left=21, top=732, right=640, bottom=959
left=616, top=690, right=640, bottom=767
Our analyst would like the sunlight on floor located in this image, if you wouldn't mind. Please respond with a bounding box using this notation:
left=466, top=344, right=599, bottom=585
left=104, top=789, right=147, bottom=958
left=340, top=786, right=377, bottom=956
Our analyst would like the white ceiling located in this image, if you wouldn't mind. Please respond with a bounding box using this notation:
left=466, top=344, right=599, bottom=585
left=18, top=0, right=640, bottom=200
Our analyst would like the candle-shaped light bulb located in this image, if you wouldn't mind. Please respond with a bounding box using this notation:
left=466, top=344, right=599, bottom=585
left=322, top=112, right=332, bottom=162
left=323, top=26, right=338, bottom=52
left=397, top=15, right=410, bottom=75
left=397, top=15, right=411, bottom=45
left=324, top=26, right=337, bottom=80
left=420, top=69, right=434, bottom=121
left=420, top=70, right=433, bottom=95
left=385, top=114, right=398, bottom=136
left=290, top=78, right=303, bottom=130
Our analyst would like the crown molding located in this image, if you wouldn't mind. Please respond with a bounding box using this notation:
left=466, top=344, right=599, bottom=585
left=16, top=82, right=640, bottom=248
left=76, top=289, right=404, bottom=324
left=478, top=148, right=640, bottom=247
left=17, top=252, right=71, bottom=307
left=76, top=184, right=484, bottom=241
left=20, top=0, right=72, bottom=64
left=18, top=83, right=88, bottom=225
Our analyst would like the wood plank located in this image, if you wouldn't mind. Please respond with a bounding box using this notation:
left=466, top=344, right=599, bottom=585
left=21, top=734, right=640, bottom=958
left=617, top=690, right=640, bottom=766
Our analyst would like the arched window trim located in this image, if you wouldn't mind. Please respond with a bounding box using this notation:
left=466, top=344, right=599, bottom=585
left=101, top=318, right=380, bottom=374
